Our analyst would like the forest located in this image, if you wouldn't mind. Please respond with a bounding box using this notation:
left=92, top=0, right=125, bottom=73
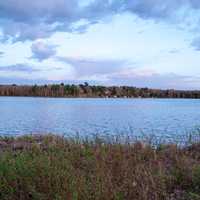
left=0, top=82, right=200, bottom=98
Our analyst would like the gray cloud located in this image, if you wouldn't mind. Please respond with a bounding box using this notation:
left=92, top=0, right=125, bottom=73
left=0, top=0, right=112, bottom=41
left=57, top=56, right=129, bottom=77
left=107, top=71, right=200, bottom=90
left=0, top=0, right=78, bottom=22
left=0, top=64, right=40, bottom=73
left=168, top=49, right=180, bottom=54
left=189, top=0, right=200, bottom=9
left=31, top=41, right=57, bottom=61
left=55, top=56, right=200, bottom=89
left=0, top=51, right=4, bottom=57
left=1, top=0, right=200, bottom=42
left=121, top=0, right=200, bottom=21
left=122, top=0, right=181, bottom=20
left=1, top=21, right=55, bottom=42
left=0, top=0, right=80, bottom=41
left=191, top=37, right=200, bottom=51
left=0, top=61, right=199, bottom=90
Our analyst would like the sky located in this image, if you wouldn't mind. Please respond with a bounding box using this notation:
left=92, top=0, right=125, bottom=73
left=0, top=0, right=200, bottom=89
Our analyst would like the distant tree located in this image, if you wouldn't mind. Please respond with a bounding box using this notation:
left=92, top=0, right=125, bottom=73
left=84, top=82, right=89, bottom=87
left=32, top=85, right=38, bottom=95
left=0, top=83, right=200, bottom=98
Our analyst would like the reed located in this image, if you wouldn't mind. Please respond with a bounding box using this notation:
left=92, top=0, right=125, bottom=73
left=0, top=134, right=200, bottom=200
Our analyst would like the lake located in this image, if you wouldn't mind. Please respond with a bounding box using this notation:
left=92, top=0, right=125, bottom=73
left=0, top=97, right=200, bottom=138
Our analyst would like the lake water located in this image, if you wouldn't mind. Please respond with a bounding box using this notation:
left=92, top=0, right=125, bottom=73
left=0, top=97, right=200, bottom=138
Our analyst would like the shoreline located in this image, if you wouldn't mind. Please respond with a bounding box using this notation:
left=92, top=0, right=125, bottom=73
left=1, top=96, right=200, bottom=99
left=1, top=134, right=200, bottom=199
left=1, top=83, right=200, bottom=99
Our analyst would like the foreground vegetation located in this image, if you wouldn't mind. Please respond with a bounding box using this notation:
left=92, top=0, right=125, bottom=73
left=1, top=82, right=200, bottom=98
left=1, top=134, right=200, bottom=200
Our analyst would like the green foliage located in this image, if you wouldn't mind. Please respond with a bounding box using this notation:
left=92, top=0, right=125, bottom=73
left=51, top=84, right=60, bottom=91
left=187, top=192, right=200, bottom=200
left=1, top=83, right=200, bottom=98
left=31, top=85, right=38, bottom=93
left=0, top=135, right=200, bottom=199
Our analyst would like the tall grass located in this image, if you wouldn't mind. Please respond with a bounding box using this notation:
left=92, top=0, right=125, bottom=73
left=0, top=134, right=200, bottom=200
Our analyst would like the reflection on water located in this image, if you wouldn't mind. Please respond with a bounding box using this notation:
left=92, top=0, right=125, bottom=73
left=0, top=97, right=200, bottom=137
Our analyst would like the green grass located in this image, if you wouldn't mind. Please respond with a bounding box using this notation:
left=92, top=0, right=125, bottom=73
left=0, top=134, right=200, bottom=200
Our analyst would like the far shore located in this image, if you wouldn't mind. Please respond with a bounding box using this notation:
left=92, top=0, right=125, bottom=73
left=1, top=83, right=200, bottom=99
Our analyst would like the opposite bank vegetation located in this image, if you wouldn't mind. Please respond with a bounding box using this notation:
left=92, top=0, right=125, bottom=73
left=1, top=134, right=200, bottom=200
left=0, top=83, right=200, bottom=98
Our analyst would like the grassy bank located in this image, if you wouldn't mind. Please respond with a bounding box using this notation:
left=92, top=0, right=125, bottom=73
left=0, top=134, right=200, bottom=200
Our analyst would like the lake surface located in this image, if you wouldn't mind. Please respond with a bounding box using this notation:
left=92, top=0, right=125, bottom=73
left=0, top=97, right=200, bottom=138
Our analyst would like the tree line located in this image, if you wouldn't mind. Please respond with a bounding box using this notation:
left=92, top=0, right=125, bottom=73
left=0, top=83, right=200, bottom=98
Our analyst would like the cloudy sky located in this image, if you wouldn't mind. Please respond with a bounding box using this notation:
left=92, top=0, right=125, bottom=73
left=0, top=0, right=200, bottom=89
